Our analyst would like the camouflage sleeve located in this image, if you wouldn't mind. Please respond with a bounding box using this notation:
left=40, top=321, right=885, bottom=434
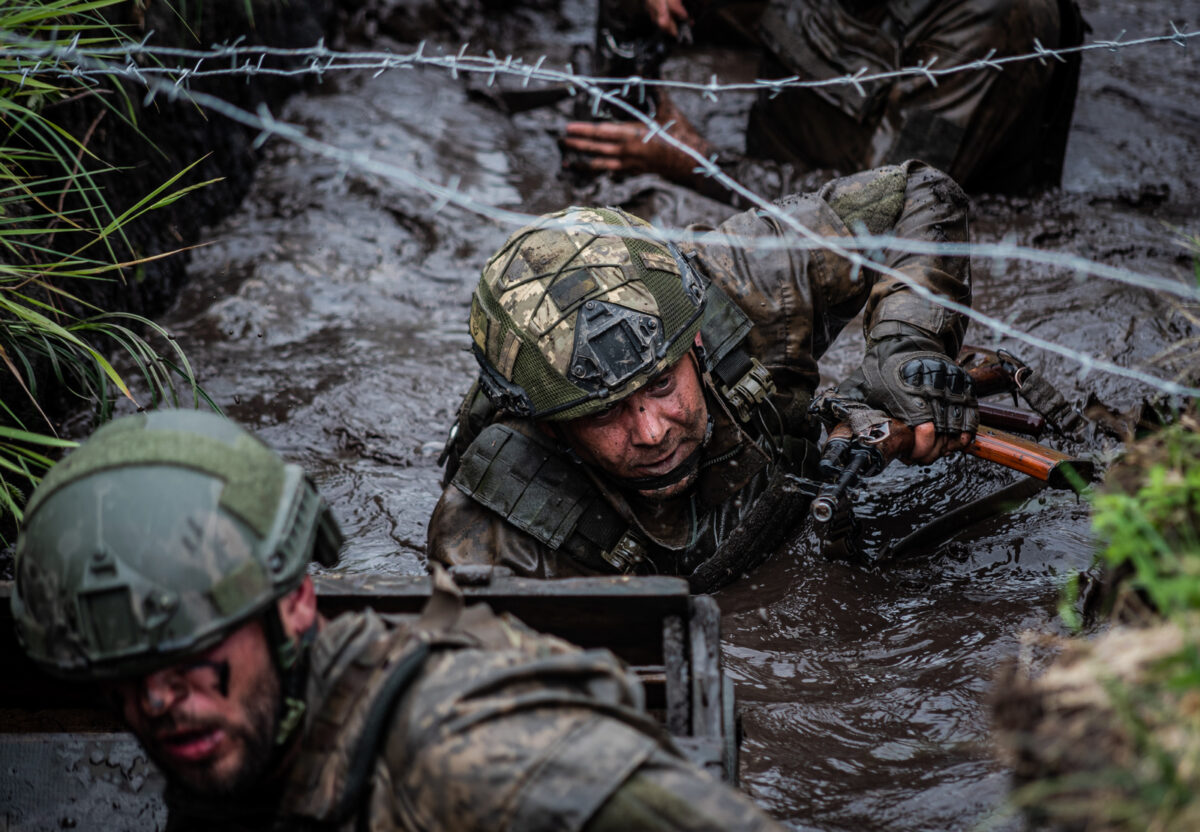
left=425, top=485, right=603, bottom=579
left=386, top=642, right=685, bottom=831
left=827, top=161, right=972, bottom=354
left=693, top=160, right=970, bottom=385
left=584, top=749, right=787, bottom=832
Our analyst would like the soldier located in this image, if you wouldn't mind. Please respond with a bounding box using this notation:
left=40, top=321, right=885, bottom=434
left=10, top=409, right=787, bottom=831
left=429, top=160, right=977, bottom=590
left=562, top=0, right=1084, bottom=199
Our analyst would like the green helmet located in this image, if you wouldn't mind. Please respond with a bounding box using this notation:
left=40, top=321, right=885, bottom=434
left=11, top=410, right=342, bottom=680
left=470, top=206, right=707, bottom=421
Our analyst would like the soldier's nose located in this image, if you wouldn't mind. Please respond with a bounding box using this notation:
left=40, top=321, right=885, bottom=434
left=629, top=400, right=669, bottom=446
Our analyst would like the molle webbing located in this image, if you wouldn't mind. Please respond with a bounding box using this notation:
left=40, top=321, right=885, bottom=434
left=451, top=424, right=627, bottom=554
left=698, top=279, right=754, bottom=372
left=26, top=429, right=285, bottom=538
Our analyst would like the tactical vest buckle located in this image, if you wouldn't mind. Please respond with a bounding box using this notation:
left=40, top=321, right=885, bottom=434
left=720, top=358, right=776, bottom=423
left=601, top=530, right=648, bottom=572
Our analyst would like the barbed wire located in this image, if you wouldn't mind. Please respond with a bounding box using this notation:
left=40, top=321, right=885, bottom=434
left=1, top=21, right=1194, bottom=102
left=3, top=28, right=1198, bottom=399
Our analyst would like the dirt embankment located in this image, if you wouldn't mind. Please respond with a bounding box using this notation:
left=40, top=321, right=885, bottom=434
left=990, top=405, right=1200, bottom=831
left=2, top=0, right=337, bottom=442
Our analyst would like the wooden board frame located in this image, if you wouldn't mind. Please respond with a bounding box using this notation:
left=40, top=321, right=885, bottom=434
left=0, top=568, right=738, bottom=825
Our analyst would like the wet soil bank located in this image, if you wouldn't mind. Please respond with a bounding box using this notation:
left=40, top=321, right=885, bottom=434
left=50, top=0, right=339, bottom=316
left=1, top=0, right=337, bottom=447
left=58, top=0, right=1200, bottom=827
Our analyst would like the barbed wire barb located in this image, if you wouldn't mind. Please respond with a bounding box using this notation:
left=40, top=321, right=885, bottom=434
left=3, top=21, right=1194, bottom=98
left=3, top=25, right=1197, bottom=398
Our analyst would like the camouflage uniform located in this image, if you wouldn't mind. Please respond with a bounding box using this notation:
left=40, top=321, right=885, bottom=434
left=164, top=574, right=784, bottom=831
left=593, top=0, right=1082, bottom=197
left=740, top=0, right=1083, bottom=195
left=11, top=411, right=779, bottom=832
left=428, top=161, right=971, bottom=589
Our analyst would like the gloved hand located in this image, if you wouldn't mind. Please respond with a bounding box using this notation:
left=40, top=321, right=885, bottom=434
left=837, top=327, right=978, bottom=459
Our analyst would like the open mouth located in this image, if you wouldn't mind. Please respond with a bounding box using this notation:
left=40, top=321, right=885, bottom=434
left=157, top=726, right=225, bottom=764
left=636, top=450, right=680, bottom=475
left=635, top=441, right=695, bottom=476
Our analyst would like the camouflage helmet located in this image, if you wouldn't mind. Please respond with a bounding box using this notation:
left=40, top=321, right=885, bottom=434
left=470, top=206, right=707, bottom=421
left=10, top=409, right=342, bottom=680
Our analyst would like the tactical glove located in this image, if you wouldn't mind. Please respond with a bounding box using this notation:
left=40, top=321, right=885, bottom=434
left=839, top=327, right=978, bottom=435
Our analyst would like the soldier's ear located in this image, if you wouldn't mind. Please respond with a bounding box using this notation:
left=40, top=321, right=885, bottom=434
left=278, top=576, right=319, bottom=638
left=694, top=332, right=703, bottom=347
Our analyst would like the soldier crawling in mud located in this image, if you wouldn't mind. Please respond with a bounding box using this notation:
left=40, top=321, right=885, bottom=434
left=428, top=161, right=977, bottom=590
left=561, top=0, right=1084, bottom=200
left=11, top=410, right=789, bottom=831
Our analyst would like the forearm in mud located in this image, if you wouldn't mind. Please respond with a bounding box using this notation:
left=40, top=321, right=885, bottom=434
left=584, top=750, right=787, bottom=832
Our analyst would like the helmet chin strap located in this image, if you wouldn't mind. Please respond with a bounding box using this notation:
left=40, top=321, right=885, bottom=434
left=262, top=604, right=319, bottom=748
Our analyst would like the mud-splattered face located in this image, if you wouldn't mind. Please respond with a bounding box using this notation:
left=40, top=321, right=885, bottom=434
left=104, top=619, right=281, bottom=798
left=561, top=349, right=709, bottom=500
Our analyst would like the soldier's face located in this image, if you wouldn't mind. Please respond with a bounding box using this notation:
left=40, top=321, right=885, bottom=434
left=104, top=619, right=281, bottom=798
left=561, top=349, right=708, bottom=499
left=103, top=580, right=318, bottom=798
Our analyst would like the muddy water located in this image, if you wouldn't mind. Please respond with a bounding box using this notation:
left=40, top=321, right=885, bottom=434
left=150, top=0, right=1198, bottom=827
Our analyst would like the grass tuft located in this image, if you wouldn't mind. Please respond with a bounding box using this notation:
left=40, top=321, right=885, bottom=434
left=1, top=1, right=211, bottom=531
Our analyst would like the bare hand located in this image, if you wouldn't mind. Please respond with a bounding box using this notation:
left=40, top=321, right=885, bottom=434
left=562, top=94, right=713, bottom=182
left=906, top=423, right=974, bottom=465
left=644, top=0, right=689, bottom=36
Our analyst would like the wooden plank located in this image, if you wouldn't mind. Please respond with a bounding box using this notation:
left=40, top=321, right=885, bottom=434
left=688, top=595, right=724, bottom=740
left=663, top=614, right=690, bottom=736
left=0, top=573, right=695, bottom=718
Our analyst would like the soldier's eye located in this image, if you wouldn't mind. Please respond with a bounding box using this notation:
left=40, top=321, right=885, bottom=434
left=589, top=402, right=620, bottom=423
left=647, top=373, right=673, bottom=394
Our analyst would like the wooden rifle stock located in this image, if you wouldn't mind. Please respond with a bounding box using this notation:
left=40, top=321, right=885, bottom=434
left=964, top=359, right=1090, bottom=486
left=829, top=419, right=1093, bottom=489
left=978, top=402, right=1045, bottom=435
left=968, top=426, right=1092, bottom=489
left=813, top=357, right=1090, bottom=526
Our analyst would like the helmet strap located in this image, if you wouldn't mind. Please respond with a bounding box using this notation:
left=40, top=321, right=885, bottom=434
left=262, top=604, right=318, bottom=748
left=694, top=344, right=775, bottom=467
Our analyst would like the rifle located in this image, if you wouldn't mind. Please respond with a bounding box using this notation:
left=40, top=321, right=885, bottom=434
left=494, top=4, right=679, bottom=117
left=808, top=355, right=1093, bottom=541
left=810, top=420, right=1093, bottom=525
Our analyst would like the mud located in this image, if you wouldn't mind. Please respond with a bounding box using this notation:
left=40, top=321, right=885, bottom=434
left=105, top=0, right=1199, bottom=827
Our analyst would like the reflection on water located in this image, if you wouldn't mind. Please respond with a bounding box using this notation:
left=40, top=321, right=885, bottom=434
left=157, top=0, right=1197, bottom=826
